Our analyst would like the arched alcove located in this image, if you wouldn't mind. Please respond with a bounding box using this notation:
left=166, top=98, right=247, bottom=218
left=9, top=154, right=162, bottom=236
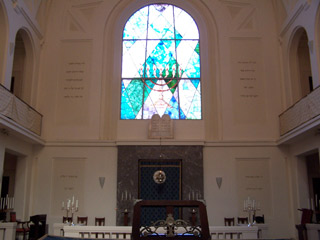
left=316, top=5, right=320, bottom=86
left=0, top=2, right=8, bottom=84
left=11, top=28, right=35, bottom=104
left=288, top=28, right=312, bottom=103
left=101, top=0, right=219, bottom=139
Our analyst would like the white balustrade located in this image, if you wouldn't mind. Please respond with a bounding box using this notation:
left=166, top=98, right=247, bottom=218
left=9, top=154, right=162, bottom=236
left=53, top=223, right=260, bottom=239
left=0, top=222, right=17, bottom=240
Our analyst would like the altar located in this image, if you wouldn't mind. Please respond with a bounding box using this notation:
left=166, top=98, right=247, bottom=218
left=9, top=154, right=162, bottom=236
left=53, top=200, right=262, bottom=239
left=53, top=224, right=260, bottom=239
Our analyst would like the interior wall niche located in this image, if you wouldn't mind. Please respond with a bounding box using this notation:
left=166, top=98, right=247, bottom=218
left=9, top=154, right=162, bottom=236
left=116, top=145, right=203, bottom=226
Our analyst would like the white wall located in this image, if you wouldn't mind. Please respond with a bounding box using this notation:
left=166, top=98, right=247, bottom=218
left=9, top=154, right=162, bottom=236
left=0, top=0, right=319, bottom=239
left=204, top=145, right=293, bottom=238
left=32, top=145, right=118, bottom=233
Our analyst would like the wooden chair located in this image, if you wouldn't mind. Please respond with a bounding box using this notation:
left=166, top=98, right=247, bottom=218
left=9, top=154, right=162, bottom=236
left=10, top=212, right=31, bottom=240
left=77, top=216, right=88, bottom=225
left=237, top=217, right=248, bottom=224
left=95, top=217, right=105, bottom=226
left=254, top=214, right=265, bottom=223
left=62, top=216, right=72, bottom=223
left=224, top=217, right=235, bottom=226
left=93, top=217, right=106, bottom=238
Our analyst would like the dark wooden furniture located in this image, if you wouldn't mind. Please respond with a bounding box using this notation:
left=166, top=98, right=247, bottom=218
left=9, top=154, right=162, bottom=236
left=224, top=217, right=234, bottom=226
left=95, top=217, right=105, bottom=226
left=237, top=217, right=248, bottom=224
left=77, top=216, right=88, bottom=225
left=62, top=216, right=72, bottom=223
left=254, top=214, right=265, bottom=223
left=29, top=214, right=47, bottom=240
left=122, top=210, right=130, bottom=226
left=10, top=212, right=31, bottom=240
left=296, top=208, right=313, bottom=240
left=131, top=200, right=210, bottom=240
left=93, top=217, right=106, bottom=238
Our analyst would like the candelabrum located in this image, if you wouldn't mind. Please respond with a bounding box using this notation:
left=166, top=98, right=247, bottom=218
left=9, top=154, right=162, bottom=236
left=243, top=197, right=260, bottom=226
left=62, top=196, right=79, bottom=225
left=140, top=64, right=183, bottom=93
left=0, top=195, right=14, bottom=210
left=120, top=190, right=136, bottom=226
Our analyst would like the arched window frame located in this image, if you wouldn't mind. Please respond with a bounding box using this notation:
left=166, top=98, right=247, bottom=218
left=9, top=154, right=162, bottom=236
left=120, top=3, right=202, bottom=120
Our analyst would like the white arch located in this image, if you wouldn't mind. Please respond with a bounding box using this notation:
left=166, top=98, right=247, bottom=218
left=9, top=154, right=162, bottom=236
left=0, top=1, right=8, bottom=85
left=315, top=3, right=320, bottom=87
left=101, top=0, right=220, bottom=139
left=12, top=27, right=35, bottom=104
left=287, top=26, right=311, bottom=103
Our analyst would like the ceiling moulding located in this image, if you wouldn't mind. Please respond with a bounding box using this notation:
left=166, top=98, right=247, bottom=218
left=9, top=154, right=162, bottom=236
left=280, top=1, right=309, bottom=37
left=11, top=0, right=43, bottom=39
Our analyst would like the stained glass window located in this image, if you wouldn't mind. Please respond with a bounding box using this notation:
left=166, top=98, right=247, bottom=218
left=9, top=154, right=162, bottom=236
left=121, top=4, right=201, bottom=119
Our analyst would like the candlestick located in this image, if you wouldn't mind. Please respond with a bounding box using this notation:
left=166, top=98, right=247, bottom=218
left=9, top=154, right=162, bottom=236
left=243, top=197, right=260, bottom=226
left=62, top=196, right=79, bottom=225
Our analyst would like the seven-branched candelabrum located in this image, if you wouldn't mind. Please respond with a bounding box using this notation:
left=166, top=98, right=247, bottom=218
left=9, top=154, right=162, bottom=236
left=243, top=197, right=260, bottom=226
left=62, top=196, right=79, bottom=225
left=139, top=64, right=183, bottom=93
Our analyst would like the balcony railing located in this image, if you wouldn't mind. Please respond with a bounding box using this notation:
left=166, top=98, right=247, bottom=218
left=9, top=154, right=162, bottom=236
left=0, top=84, right=42, bottom=135
left=279, top=86, right=320, bottom=136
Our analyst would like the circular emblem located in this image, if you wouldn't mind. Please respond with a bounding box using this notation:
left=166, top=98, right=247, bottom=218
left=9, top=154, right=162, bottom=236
left=153, top=170, right=166, bottom=184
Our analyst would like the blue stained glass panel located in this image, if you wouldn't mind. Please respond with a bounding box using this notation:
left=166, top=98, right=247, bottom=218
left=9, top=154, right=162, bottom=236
left=122, top=40, right=146, bottom=78
left=148, top=5, right=174, bottom=39
left=123, top=7, right=148, bottom=39
left=174, top=8, right=199, bottom=39
left=121, top=4, right=201, bottom=120
left=177, top=40, right=200, bottom=78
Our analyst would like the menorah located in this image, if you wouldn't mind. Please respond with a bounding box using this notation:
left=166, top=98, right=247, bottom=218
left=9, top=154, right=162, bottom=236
left=243, top=197, right=260, bottom=226
left=62, top=196, right=79, bottom=225
left=140, top=64, right=183, bottom=92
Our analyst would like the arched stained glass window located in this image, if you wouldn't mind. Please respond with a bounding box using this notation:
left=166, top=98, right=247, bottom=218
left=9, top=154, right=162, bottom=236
left=121, top=4, right=201, bottom=119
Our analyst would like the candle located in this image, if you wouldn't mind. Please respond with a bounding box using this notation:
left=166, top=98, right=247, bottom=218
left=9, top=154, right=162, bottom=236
left=311, top=198, right=314, bottom=210
left=62, top=201, right=65, bottom=209
left=12, top=197, right=14, bottom=209
left=76, top=200, right=78, bottom=208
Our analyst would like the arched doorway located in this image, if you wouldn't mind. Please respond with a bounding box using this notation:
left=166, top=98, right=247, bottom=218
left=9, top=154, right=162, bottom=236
left=0, top=1, right=8, bottom=83
left=289, top=28, right=313, bottom=103
left=0, top=150, right=28, bottom=221
left=11, top=29, right=34, bottom=104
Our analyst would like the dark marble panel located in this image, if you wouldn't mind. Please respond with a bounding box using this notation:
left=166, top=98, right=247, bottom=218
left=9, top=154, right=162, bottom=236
left=116, top=145, right=203, bottom=226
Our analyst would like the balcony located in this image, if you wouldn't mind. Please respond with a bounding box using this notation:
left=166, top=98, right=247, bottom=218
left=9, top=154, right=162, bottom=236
left=0, top=83, right=42, bottom=140
left=279, top=86, right=320, bottom=142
